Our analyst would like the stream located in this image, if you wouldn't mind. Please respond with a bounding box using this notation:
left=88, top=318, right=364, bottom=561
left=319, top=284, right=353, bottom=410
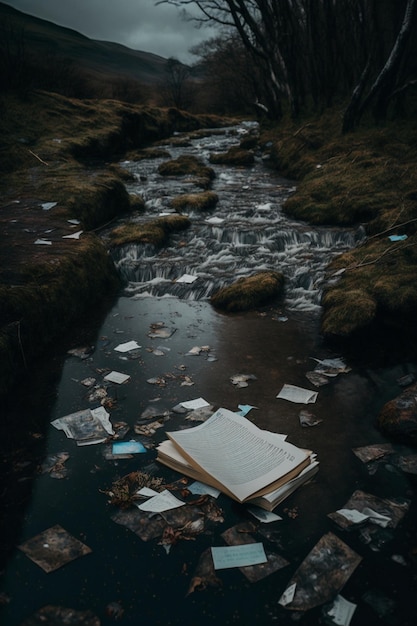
left=1, top=122, right=417, bottom=626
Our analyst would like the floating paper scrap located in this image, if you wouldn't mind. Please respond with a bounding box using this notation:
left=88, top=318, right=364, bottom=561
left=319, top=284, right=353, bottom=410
left=136, top=489, right=185, bottom=512
left=230, top=373, right=257, bottom=388
left=112, top=441, right=146, bottom=455
left=211, top=543, right=267, bottom=570
left=62, top=230, right=83, bottom=239
left=41, top=202, right=57, bottom=210
left=280, top=532, right=361, bottom=611
left=176, top=273, right=198, bottom=283
left=311, top=357, right=351, bottom=377
left=324, top=595, right=357, bottom=626
left=221, top=524, right=288, bottom=582
left=237, top=404, right=258, bottom=416
left=180, top=397, right=210, bottom=410
left=188, top=481, right=221, bottom=498
left=206, top=216, right=224, bottom=224
left=328, top=489, right=410, bottom=531
left=276, top=384, right=318, bottom=404
left=246, top=506, right=282, bottom=523
left=389, top=234, right=407, bottom=241
left=114, top=340, right=141, bottom=352
left=18, top=525, right=92, bottom=573
left=299, top=410, right=322, bottom=427
left=40, top=452, right=69, bottom=479
left=34, top=238, right=52, bottom=245
left=104, top=371, right=131, bottom=384
left=67, top=218, right=81, bottom=225
left=51, top=406, right=113, bottom=445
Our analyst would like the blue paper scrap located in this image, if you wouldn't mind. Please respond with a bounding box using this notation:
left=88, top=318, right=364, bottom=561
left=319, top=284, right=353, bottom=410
left=211, top=543, right=267, bottom=570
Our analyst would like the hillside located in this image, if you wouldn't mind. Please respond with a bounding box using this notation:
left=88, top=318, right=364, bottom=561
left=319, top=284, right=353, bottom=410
left=0, top=1, right=170, bottom=85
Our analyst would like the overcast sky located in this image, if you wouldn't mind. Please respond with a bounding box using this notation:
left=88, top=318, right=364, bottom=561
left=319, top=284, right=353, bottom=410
left=3, top=0, right=218, bottom=63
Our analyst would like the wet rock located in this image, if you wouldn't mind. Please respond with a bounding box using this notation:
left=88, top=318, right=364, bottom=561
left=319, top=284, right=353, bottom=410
left=377, top=382, right=417, bottom=444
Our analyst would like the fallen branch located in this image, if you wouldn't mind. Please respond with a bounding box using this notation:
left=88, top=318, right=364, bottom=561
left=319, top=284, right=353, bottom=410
left=28, top=149, right=49, bottom=166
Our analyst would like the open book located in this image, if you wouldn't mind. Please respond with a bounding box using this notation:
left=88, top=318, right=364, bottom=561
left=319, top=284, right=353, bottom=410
left=157, top=407, right=315, bottom=509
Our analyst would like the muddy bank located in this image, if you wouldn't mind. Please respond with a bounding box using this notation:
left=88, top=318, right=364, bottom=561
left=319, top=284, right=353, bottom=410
left=0, top=92, right=234, bottom=398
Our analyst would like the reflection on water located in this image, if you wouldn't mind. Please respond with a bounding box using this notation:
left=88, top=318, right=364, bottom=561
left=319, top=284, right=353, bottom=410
left=1, top=123, right=417, bottom=625
left=1, top=298, right=417, bottom=625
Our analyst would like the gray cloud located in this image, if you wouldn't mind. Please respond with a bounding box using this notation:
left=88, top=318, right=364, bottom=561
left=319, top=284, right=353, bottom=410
left=3, top=0, right=217, bottom=62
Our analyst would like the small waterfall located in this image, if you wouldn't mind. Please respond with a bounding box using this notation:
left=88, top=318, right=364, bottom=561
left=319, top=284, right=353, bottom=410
left=110, top=123, right=365, bottom=310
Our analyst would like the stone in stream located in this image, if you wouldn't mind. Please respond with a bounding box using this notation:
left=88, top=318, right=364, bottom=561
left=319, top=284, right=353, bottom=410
left=377, top=382, right=417, bottom=444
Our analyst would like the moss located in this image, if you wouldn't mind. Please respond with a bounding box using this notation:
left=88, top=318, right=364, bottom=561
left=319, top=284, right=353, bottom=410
left=109, top=214, right=191, bottom=247
left=321, top=287, right=378, bottom=336
left=0, top=236, right=120, bottom=397
left=129, top=194, right=145, bottom=212
left=171, top=191, right=219, bottom=212
left=209, top=145, right=255, bottom=166
left=211, top=271, right=284, bottom=312
left=158, top=155, right=215, bottom=188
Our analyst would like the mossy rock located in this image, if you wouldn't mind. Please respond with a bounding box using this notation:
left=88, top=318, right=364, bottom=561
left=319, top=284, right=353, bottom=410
left=209, top=146, right=255, bottom=166
left=129, top=194, right=146, bottom=212
left=171, top=191, right=219, bottom=212
left=377, top=382, right=417, bottom=444
left=211, top=271, right=284, bottom=312
left=158, top=155, right=215, bottom=184
left=109, top=214, right=191, bottom=247
left=321, top=287, right=377, bottom=336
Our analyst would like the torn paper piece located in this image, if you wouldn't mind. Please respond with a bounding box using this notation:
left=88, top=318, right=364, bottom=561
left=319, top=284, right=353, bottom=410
left=114, top=340, right=141, bottom=352
left=62, top=230, right=83, bottom=239
left=18, top=525, right=91, bottom=573
left=311, top=357, right=351, bottom=377
left=335, top=508, right=369, bottom=525
left=230, top=373, right=257, bottom=388
left=276, top=384, right=318, bottom=404
left=388, top=234, right=407, bottom=241
left=279, top=583, right=297, bottom=606
left=67, top=218, right=81, bottom=225
left=41, top=202, right=57, bottom=211
left=328, top=490, right=409, bottom=531
left=281, top=532, right=361, bottom=611
left=136, top=487, right=160, bottom=497
left=180, top=397, right=210, bottom=410
left=211, top=543, right=267, bottom=570
left=51, top=406, right=113, bottom=445
left=104, top=371, right=131, bottom=384
left=246, top=506, right=282, bottom=523
left=112, top=441, right=146, bottom=455
left=34, top=238, right=52, bottom=245
left=325, top=595, right=357, bottom=626
left=136, top=489, right=185, bottom=513
left=176, top=273, right=198, bottom=283
left=206, top=216, right=224, bottom=224
left=188, top=481, right=221, bottom=498
left=237, top=404, right=258, bottom=417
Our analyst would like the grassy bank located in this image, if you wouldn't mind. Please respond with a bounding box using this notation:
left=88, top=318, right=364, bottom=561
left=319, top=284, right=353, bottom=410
left=261, top=111, right=417, bottom=341
left=0, top=90, right=233, bottom=397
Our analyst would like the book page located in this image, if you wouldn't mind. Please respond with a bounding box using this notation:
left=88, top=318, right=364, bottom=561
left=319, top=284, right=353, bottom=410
left=166, top=408, right=308, bottom=502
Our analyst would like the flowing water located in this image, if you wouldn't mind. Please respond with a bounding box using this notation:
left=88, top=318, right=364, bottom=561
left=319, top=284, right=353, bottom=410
left=1, top=123, right=417, bottom=626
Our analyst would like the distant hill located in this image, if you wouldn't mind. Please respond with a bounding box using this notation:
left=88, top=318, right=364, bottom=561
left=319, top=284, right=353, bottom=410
left=0, top=1, right=172, bottom=86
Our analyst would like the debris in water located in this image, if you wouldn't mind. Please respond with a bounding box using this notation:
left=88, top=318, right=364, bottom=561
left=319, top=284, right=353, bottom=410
left=39, top=452, right=69, bottom=479
left=20, top=605, right=100, bottom=625
left=299, top=410, right=322, bottom=427
left=187, top=548, right=222, bottom=595
left=18, top=525, right=92, bottom=573
left=51, top=406, right=114, bottom=445
left=276, top=384, right=318, bottom=404
left=114, top=340, right=141, bottom=352
left=279, top=532, right=361, bottom=611
left=230, top=374, right=257, bottom=388
left=352, top=443, right=394, bottom=463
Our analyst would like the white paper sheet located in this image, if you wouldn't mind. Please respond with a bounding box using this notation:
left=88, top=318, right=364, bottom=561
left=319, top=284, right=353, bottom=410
left=176, top=273, right=198, bottom=283
left=104, top=371, right=131, bottom=384
left=136, top=489, right=185, bottom=512
left=276, top=384, right=318, bottom=404
left=180, top=397, right=210, bottom=410
left=114, top=340, right=141, bottom=352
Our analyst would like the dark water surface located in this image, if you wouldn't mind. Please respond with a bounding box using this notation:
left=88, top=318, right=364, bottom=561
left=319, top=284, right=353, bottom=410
left=1, top=123, right=417, bottom=625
